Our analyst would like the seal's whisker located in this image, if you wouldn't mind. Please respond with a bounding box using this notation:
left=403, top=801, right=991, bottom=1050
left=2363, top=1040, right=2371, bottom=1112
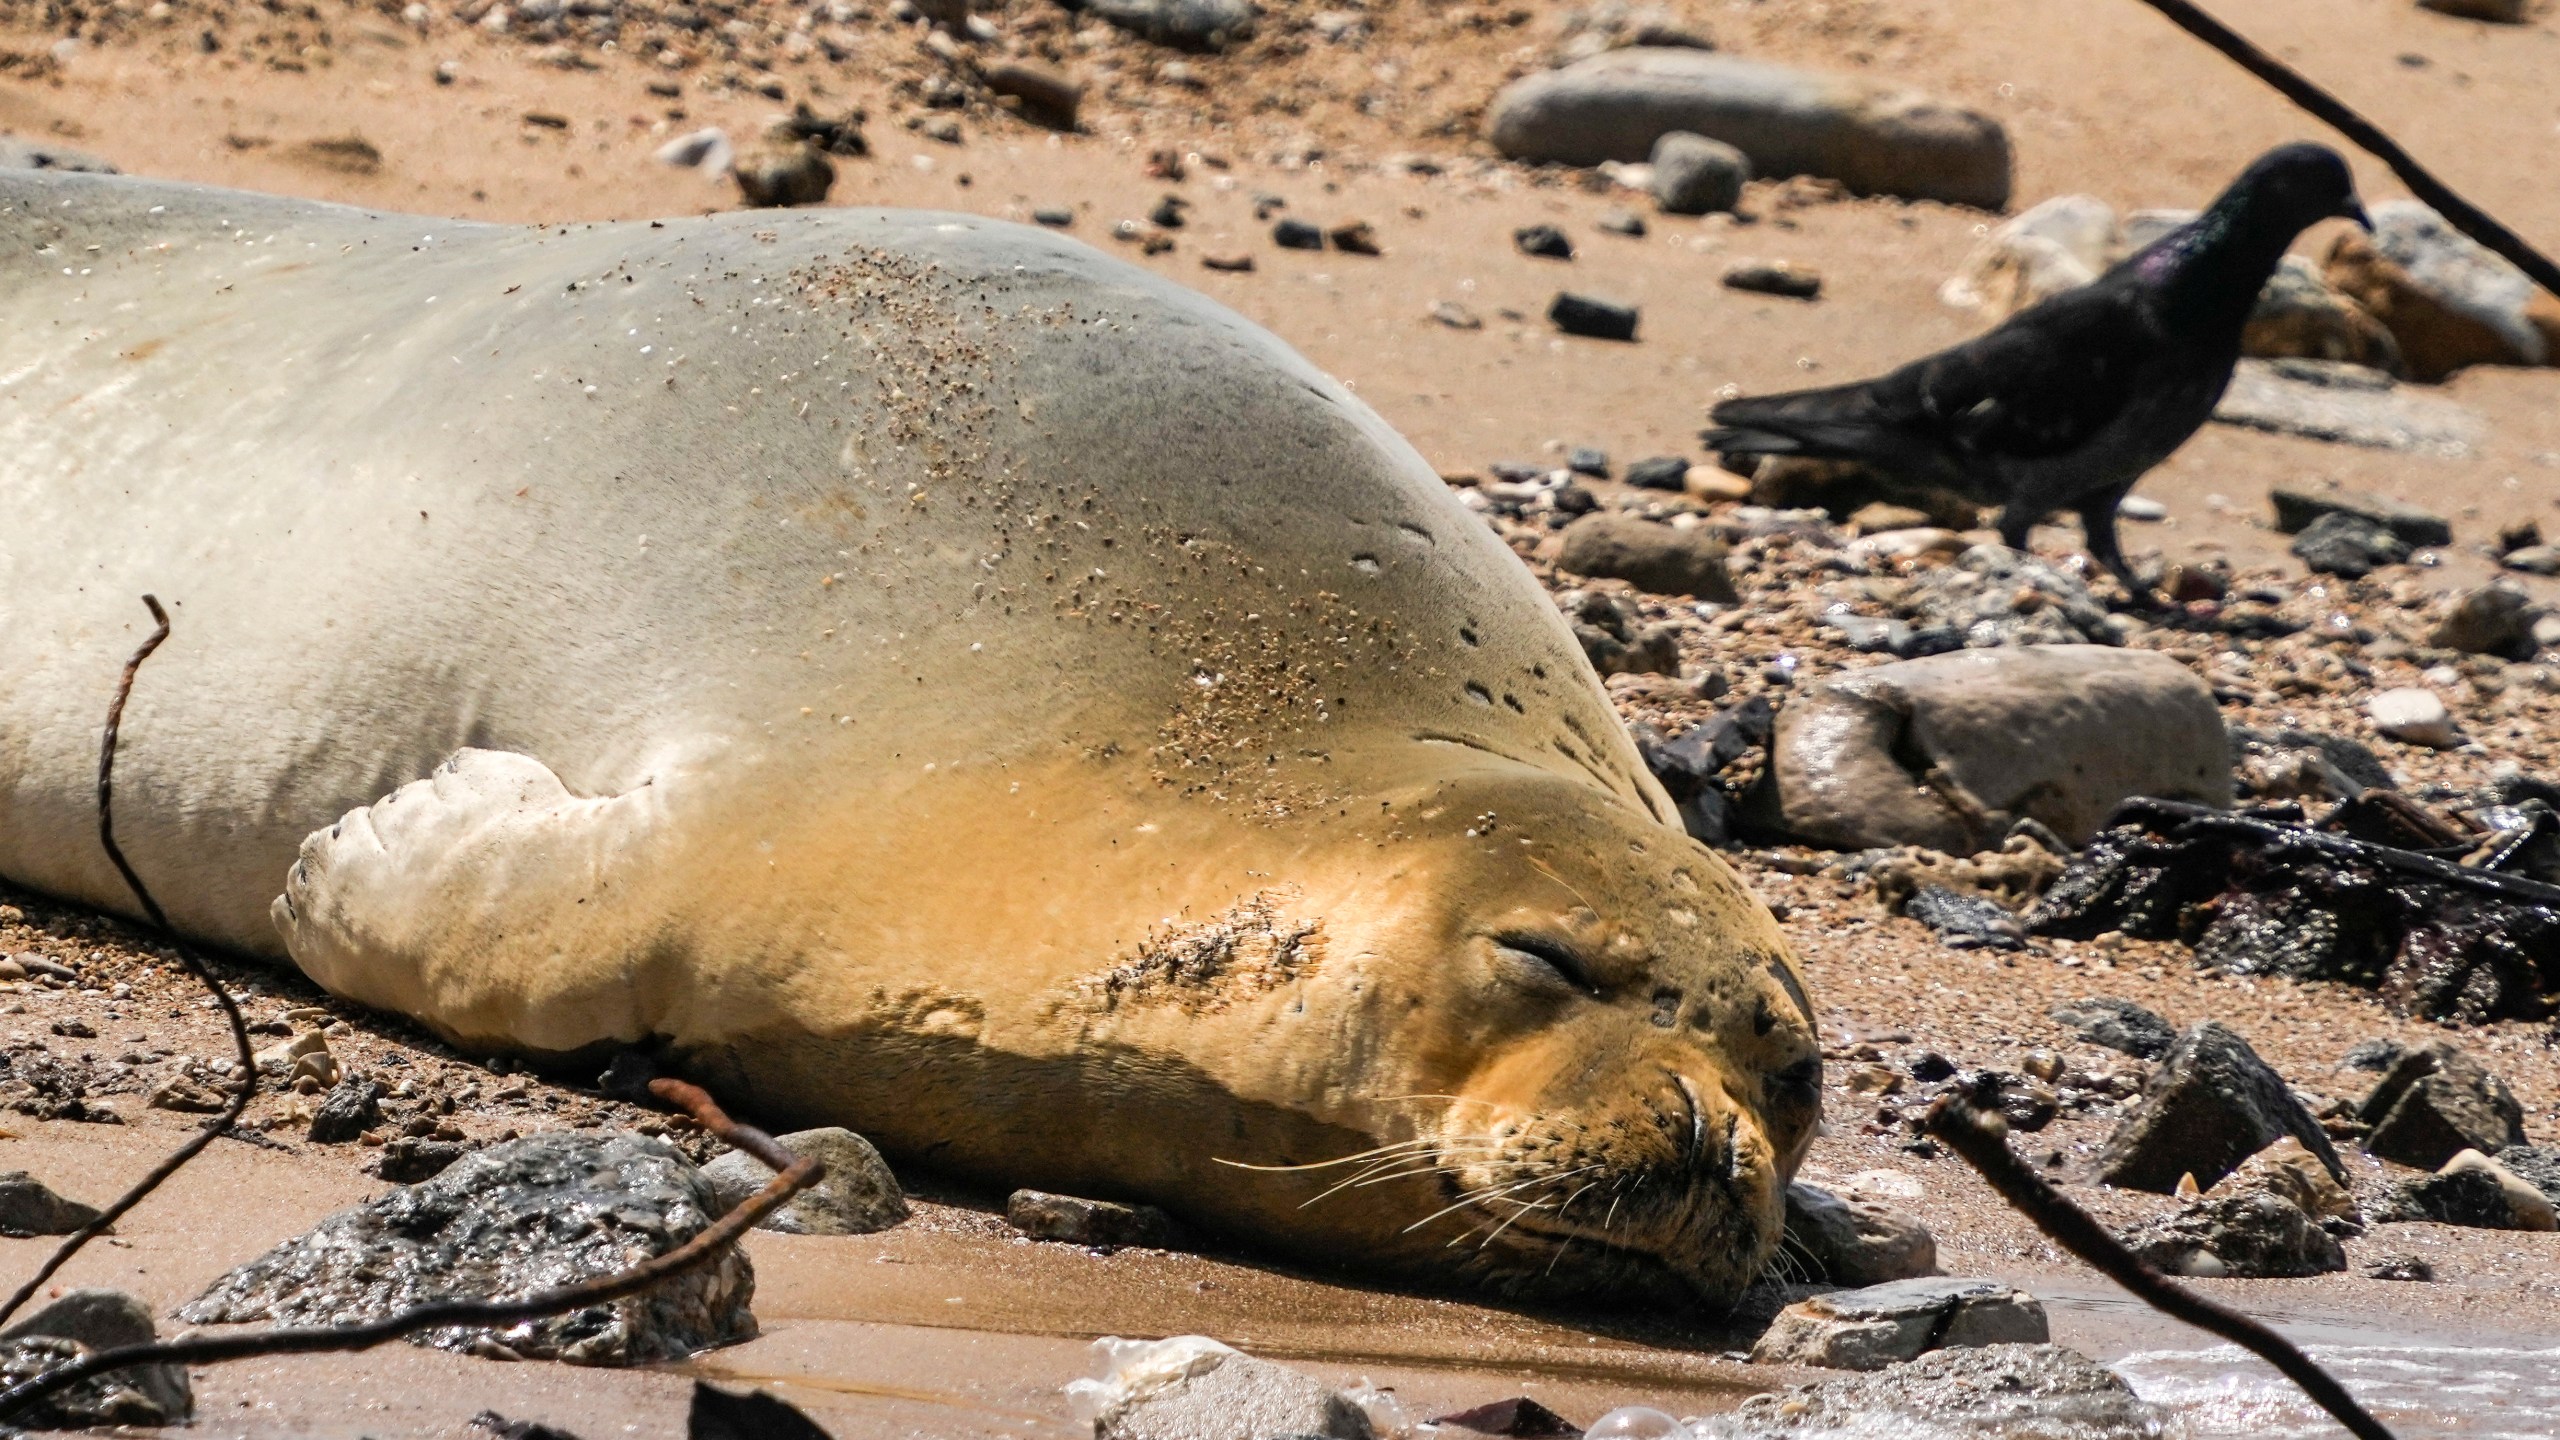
left=1216, top=1138, right=1442, bottom=1173
left=1401, top=1174, right=1557, bottom=1235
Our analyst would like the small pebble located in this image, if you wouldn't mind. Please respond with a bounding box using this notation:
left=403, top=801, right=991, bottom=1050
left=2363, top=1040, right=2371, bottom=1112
left=1724, top=262, right=1823, bottom=299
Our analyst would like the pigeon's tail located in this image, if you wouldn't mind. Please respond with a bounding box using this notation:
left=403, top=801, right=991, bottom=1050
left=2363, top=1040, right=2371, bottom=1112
left=1702, top=386, right=1936, bottom=475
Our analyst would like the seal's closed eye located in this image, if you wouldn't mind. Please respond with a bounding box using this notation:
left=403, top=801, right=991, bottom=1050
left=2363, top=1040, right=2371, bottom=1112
left=1493, top=933, right=1601, bottom=996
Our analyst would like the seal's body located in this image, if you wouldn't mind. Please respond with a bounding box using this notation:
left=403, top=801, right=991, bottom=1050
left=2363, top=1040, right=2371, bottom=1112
left=0, top=174, right=1818, bottom=1302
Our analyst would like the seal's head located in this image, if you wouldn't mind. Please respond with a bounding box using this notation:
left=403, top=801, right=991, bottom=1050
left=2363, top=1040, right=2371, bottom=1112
left=1240, top=754, right=1821, bottom=1306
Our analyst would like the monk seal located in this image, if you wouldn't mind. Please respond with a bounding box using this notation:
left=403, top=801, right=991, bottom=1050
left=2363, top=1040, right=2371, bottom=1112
left=0, top=172, right=1819, bottom=1304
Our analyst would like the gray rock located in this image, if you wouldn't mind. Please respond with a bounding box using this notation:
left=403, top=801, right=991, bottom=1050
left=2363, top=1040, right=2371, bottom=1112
left=1648, top=130, right=1747, bottom=215
left=181, top=1131, right=755, bottom=1364
left=307, top=1076, right=384, bottom=1143
left=2429, top=585, right=2541, bottom=659
left=2291, top=510, right=2411, bottom=578
left=2122, top=1189, right=2346, bottom=1278
left=1567, top=446, right=1610, bottom=477
left=2229, top=725, right=2395, bottom=798
left=700, top=1127, right=909, bottom=1236
left=1596, top=207, right=1648, bottom=237
left=1894, top=544, right=2126, bottom=648
left=0, top=1170, right=101, bottom=1236
left=2095, top=1022, right=2344, bottom=1194
left=2379, top=1164, right=2527, bottom=1229
left=1081, top=0, right=1257, bottom=51
left=2270, top=483, right=2454, bottom=547
left=2214, top=358, right=2483, bottom=457
left=1486, top=49, right=2011, bottom=209
left=1706, top=1344, right=2163, bottom=1438
left=1514, top=223, right=1574, bottom=259
left=2365, top=1252, right=2434, bottom=1281
left=1085, top=1338, right=1374, bottom=1439
left=1623, top=455, right=1691, bottom=490
left=1272, top=218, right=1324, bottom=250
left=1724, top=261, right=1822, bottom=300
left=0, top=135, right=117, bottom=173
left=1749, top=645, right=2228, bottom=854
left=1032, top=206, right=1075, bottom=228
left=2494, top=1144, right=2560, bottom=1204
left=1902, top=885, right=2023, bottom=951
left=1750, top=1277, right=2047, bottom=1370
left=2358, top=1041, right=2527, bottom=1170
left=373, top=1136, right=468, bottom=1182
left=1008, top=1189, right=1173, bottom=1247
left=0, top=1289, right=191, bottom=1421
left=1549, top=291, right=1640, bottom=341
left=2049, top=997, right=2177, bottom=1059
left=1556, top=513, right=1734, bottom=599
left=1783, top=1182, right=1937, bottom=1286
left=0, top=1336, right=179, bottom=1428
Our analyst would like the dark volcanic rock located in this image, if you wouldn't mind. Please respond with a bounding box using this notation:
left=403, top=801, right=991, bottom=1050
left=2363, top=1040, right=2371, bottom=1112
left=2049, top=997, right=2177, bottom=1059
left=2093, top=1022, right=2343, bottom=1194
left=689, top=1380, right=834, bottom=1440
left=2122, top=1190, right=2346, bottom=1278
left=182, top=1132, right=754, bottom=1364
left=1623, top=454, right=1692, bottom=490
left=2496, top=1145, right=2560, bottom=1204
left=1514, top=223, right=1574, bottom=259
left=1548, top=292, right=1641, bottom=341
left=1007, top=1189, right=1173, bottom=1247
left=2379, top=1165, right=2525, bottom=1229
left=307, top=1077, right=384, bottom=1143
left=2358, top=1042, right=2527, bottom=1170
left=373, top=1136, right=468, bottom=1183
left=0, top=1289, right=191, bottom=1423
left=1711, top=1345, right=2160, bottom=1437
left=1427, top=1396, right=1579, bottom=1436
left=1903, top=885, right=2024, bottom=950
left=2271, top=484, right=2453, bottom=548
left=0, top=1170, right=101, bottom=1237
left=1272, top=217, right=1324, bottom=250
left=2290, top=511, right=2411, bottom=578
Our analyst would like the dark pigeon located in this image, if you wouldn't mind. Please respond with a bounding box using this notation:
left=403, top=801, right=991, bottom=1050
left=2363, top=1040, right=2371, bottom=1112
left=1703, top=143, right=2368, bottom=597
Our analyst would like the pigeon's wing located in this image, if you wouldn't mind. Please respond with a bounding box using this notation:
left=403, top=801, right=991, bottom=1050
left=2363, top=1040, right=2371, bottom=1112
left=1873, top=278, right=2173, bottom=466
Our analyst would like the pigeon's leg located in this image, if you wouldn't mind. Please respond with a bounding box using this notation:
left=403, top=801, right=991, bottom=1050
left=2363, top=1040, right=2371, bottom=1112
left=2078, top=499, right=2162, bottom=608
left=1995, top=504, right=2037, bottom=553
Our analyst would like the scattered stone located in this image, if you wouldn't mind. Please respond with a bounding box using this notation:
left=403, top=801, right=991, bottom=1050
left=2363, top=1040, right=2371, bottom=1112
left=1567, top=447, right=1611, bottom=478
left=2049, top=997, right=2177, bottom=1059
left=2324, top=200, right=2556, bottom=381
left=2418, top=0, right=2530, bottom=17
left=1596, top=208, right=1648, bottom=236
left=1081, top=0, right=1258, bottom=51
left=1742, top=455, right=1982, bottom=533
left=1713, top=1345, right=2161, bottom=1438
left=2429, top=585, right=2540, bottom=660
left=0, top=1335, right=181, bottom=1428
left=1514, top=223, right=1575, bottom=259
left=2122, top=1188, right=2345, bottom=1279
left=702, top=1128, right=909, bottom=1237
left=2365, top=1253, right=2434, bottom=1281
left=286, top=134, right=384, bottom=175
left=1783, top=1182, right=1938, bottom=1286
left=1069, top=1335, right=1375, bottom=1440
left=1426, top=1396, right=1578, bottom=1437
left=1623, top=455, right=1691, bottom=491
left=983, top=61, right=1082, bottom=129
left=2344, top=1038, right=2406, bottom=1072
left=1724, top=261, right=1822, bottom=299
left=2270, top=484, right=2454, bottom=548
left=1146, top=194, right=1189, bottom=229
left=1430, top=300, right=1482, bottom=330
left=2291, top=511, right=2413, bottom=579
left=1485, top=49, right=2012, bottom=209
left=1889, top=544, right=2125, bottom=647
left=2230, top=725, right=2394, bottom=801
left=2380, top=1162, right=2533, bottom=1229
left=1749, top=645, right=2229, bottom=854
left=2367, top=687, right=2460, bottom=749
left=1200, top=252, right=1253, bottom=273
left=1901, top=885, right=2024, bottom=951
left=2502, top=544, right=2560, bottom=576
left=1556, top=513, right=1734, bottom=599
left=730, top=130, right=834, bottom=208
left=1649, top=130, right=1747, bottom=215
left=2091, top=1022, right=2344, bottom=1194
left=1032, top=206, right=1075, bottom=227
left=1009, top=1189, right=1173, bottom=1247
left=0, top=1171, right=102, bottom=1237
left=1327, top=220, right=1382, bottom=256
left=148, top=1075, right=229, bottom=1113
left=689, top=1380, right=833, bottom=1440
left=373, top=1136, right=467, bottom=1183
left=1750, top=1278, right=2047, bottom=1371
left=0, top=1289, right=191, bottom=1423
left=0, top=135, right=118, bottom=173
left=2214, top=359, right=2482, bottom=457
left=654, top=126, right=734, bottom=175
left=2358, top=1041, right=2527, bottom=1169
left=1272, top=218, right=1325, bottom=250
left=183, top=1132, right=753, bottom=1363
left=307, top=1077, right=384, bottom=1144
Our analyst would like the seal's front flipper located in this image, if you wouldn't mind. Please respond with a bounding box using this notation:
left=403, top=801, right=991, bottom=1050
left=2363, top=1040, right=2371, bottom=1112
left=273, top=747, right=677, bottom=1054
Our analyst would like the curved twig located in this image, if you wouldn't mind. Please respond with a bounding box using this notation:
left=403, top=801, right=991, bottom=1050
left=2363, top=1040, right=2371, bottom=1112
left=0, top=596, right=261, bottom=1329
left=1924, top=1096, right=2397, bottom=1440
left=0, top=1078, right=821, bottom=1418
left=2132, top=0, right=2560, bottom=300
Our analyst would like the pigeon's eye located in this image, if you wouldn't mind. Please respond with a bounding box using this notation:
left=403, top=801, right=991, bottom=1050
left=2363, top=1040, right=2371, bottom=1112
left=1494, top=933, right=1600, bottom=996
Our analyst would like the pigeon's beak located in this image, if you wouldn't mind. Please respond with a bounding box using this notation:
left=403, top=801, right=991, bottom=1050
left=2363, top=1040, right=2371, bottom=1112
left=2340, top=198, right=2373, bottom=232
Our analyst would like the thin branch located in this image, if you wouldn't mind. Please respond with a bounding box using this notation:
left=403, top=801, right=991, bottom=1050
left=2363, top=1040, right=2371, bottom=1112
left=1923, top=1096, right=2397, bottom=1440
left=2131, top=0, right=2560, bottom=301
left=0, top=597, right=261, bottom=1330
left=0, top=1077, right=821, bottom=1418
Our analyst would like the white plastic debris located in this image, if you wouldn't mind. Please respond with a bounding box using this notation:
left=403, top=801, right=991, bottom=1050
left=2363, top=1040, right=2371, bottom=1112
left=1584, top=1406, right=1696, bottom=1439
left=1064, top=1335, right=1236, bottom=1426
